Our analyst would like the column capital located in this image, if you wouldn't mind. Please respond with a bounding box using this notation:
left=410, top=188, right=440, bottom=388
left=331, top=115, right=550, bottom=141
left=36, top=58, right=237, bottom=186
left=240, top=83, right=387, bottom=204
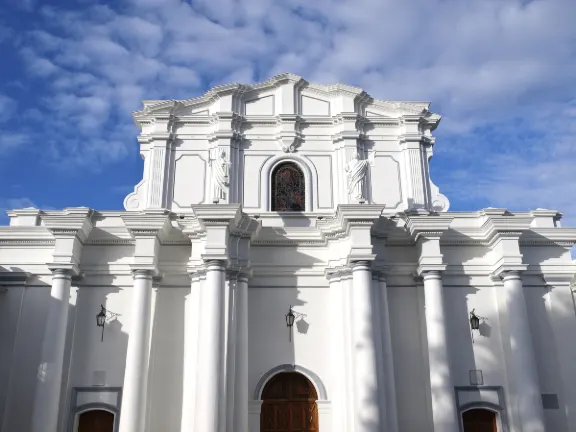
left=499, top=269, right=523, bottom=281
left=49, top=268, right=73, bottom=279
left=351, top=260, right=372, bottom=271
left=204, top=259, right=226, bottom=271
left=491, top=266, right=526, bottom=281
left=227, top=268, right=252, bottom=281
left=132, top=269, right=155, bottom=279
left=47, top=264, right=79, bottom=277
left=422, top=270, right=443, bottom=281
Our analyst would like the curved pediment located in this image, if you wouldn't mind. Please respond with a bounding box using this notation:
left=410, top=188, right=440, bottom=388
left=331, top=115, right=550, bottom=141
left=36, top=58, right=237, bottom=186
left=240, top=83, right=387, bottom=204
left=132, top=73, right=440, bottom=125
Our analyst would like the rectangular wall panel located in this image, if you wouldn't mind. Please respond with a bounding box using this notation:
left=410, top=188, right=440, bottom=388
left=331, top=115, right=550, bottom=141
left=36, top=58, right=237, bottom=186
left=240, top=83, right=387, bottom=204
left=172, top=154, right=206, bottom=208
left=306, top=155, right=333, bottom=209
left=370, top=154, right=402, bottom=209
left=243, top=155, right=269, bottom=209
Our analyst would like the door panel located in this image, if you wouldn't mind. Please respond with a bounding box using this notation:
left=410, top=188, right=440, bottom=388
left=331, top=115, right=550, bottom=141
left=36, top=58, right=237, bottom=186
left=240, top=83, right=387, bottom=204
left=77, top=410, right=114, bottom=432
left=261, top=372, right=319, bottom=432
left=462, top=408, right=497, bottom=432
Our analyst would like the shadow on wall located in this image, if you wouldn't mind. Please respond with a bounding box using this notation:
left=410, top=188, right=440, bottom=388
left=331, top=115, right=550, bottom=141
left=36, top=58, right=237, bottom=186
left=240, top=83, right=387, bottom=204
left=146, top=283, right=187, bottom=432
left=0, top=267, right=75, bottom=432
left=66, top=277, right=128, bottom=431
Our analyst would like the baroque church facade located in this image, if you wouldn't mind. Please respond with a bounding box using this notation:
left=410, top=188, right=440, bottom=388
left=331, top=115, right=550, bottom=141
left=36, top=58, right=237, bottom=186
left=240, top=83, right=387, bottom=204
left=1, top=73, right=576, bottom=432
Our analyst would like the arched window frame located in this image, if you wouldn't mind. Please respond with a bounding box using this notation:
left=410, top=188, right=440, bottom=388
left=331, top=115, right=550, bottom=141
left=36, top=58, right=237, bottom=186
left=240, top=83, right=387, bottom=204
left=262, top=156, right=315, bottom=213
left=254, top=364, right=328, bottom=401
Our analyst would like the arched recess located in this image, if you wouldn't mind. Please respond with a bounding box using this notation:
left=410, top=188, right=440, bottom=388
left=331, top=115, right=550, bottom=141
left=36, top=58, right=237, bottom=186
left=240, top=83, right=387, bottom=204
left=260, top=156, right=316, bottom=212
left=460, top=403, right=504, bottom=432
left=254, top=364, right=328, bottom=401
left=73, top=406, right=117, bottom=432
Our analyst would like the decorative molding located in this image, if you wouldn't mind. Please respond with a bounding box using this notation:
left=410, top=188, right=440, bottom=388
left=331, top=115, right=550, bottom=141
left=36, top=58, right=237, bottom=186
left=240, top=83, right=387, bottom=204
left=253, top=364, right=328, bottom=401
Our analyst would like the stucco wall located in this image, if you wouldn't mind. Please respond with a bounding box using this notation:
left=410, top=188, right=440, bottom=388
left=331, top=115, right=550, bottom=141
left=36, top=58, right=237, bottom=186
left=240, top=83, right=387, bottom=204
left=0, top=239, right=575, bottom=432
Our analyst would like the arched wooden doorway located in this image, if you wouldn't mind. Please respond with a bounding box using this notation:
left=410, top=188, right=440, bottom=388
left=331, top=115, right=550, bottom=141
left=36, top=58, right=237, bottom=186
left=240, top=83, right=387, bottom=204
left=462, top=408, right=497, bottom=432
left=77, top=409, right=114, bottom=432
left=261, top=372, right=319, bottom=432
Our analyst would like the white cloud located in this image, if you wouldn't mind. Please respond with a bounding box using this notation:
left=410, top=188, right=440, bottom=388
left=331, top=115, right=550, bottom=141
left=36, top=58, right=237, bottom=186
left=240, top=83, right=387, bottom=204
left=0, top=133, right=29, bottom=151
left=0, top=94, right=16, bottom=120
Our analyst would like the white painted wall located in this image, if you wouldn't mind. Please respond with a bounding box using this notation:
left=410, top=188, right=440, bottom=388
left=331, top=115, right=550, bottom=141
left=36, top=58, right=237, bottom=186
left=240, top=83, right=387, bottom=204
left=1, top=234, right=575, bottom=432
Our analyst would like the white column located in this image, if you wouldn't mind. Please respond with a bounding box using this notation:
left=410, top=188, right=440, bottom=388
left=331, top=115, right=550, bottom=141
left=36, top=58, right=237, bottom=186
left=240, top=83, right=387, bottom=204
left=119, top=270, right=154, bottom=432
left=234, top=274, right=249, bottom=432
left=180, top=273, right=202, bottom=432
left=225, top=277, right=236, bottom=432
left=422, top=271, right=459, bottom=432
left=502, top=271, right=545, bottom=432
left=195, top=260, right=226, bottom=432
left=378, top=275, right=399, bottom=432
left=329, top=273, right=348, bottom=432
left=351, top=261, right=381, bottom=431
left=31, top=269, right=72, bottom=432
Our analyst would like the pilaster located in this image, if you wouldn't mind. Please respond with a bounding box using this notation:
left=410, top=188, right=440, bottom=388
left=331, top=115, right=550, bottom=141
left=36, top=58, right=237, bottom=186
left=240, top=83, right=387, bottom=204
left=208, top=113, right=243, bottom=203
left=332, top=114, right=364, bottom=205
left=399, top=114, right=435, bottom=211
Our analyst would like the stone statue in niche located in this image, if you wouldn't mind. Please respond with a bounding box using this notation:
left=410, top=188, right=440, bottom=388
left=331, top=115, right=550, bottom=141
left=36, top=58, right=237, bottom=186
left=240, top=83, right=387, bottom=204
left=345, top=152, right=370, bottom=203
left=211, top=150, right=231, bottom=203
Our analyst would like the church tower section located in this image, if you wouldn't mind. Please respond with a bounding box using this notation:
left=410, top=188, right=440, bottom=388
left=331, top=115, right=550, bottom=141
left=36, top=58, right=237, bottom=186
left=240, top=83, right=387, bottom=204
left=124, top=73, right=449, bottom=214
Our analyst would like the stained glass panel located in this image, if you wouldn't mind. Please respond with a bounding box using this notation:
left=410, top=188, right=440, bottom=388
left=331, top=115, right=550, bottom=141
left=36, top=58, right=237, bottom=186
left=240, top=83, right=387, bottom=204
left=271, top=162, right=305, bottom=211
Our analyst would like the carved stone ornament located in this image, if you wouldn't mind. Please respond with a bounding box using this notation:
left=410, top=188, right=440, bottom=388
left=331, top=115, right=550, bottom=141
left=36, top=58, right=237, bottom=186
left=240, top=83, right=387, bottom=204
left=277, top=136, right=301, bottom=153
left=430, top=182, right=450, bottom=212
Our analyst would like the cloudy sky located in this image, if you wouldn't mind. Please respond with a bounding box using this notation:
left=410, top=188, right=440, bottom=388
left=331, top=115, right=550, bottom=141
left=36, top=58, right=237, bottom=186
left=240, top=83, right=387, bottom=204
left=0, top=0, right=575, bottom=226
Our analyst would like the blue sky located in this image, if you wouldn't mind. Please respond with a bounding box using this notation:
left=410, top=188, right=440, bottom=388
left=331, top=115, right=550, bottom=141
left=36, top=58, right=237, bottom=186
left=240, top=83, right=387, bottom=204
left=0, top=0, right=575, bottom=226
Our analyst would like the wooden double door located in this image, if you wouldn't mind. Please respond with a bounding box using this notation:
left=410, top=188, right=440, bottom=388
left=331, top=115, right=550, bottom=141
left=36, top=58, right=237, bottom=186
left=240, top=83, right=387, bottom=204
left=261, top=372, right=319, bottom=432
left=462, top=409, right=497, bottom=432
left=77, top=410, right=114, bottom=432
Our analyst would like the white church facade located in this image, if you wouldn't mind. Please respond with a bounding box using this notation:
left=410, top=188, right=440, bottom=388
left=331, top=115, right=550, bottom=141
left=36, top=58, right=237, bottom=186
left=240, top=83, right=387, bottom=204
left=1, top=73, right=576, bottom=432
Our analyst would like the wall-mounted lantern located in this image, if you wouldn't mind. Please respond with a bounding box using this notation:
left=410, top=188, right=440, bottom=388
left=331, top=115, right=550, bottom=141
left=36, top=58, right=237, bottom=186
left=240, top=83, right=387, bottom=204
left=470, top=309, right=480, bottom=331
left=285, top=306, right=295, bottom=342
left=469, top=309, right=486, bottom=343
left=285, top=305, right=306, bottom=342
left=96, top=305, right=121, bottom=342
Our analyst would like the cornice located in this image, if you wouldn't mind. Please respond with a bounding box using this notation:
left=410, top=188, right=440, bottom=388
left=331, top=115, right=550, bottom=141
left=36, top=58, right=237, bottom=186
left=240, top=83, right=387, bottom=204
left=41, top=207, right=94, bottom=243
left=121, top=210, right=171, bottom=239
left=405, top=214, right=454, bottom=240
left=0, top=270, right=30, bottom=286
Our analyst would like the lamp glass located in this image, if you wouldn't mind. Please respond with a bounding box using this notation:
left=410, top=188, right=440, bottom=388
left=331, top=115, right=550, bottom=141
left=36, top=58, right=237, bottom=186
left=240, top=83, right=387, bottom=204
left=470, top=313, right=480, bottom=331
left=96, top=308, right=106, bottom=328
left=285, top=307, right=295, bottom=327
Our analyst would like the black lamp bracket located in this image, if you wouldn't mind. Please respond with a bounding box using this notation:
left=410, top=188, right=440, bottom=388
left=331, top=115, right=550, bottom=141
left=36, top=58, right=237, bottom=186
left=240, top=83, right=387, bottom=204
left=290, top=308, right=307, bottom=321
left=97, top=305, right=122, bottom=342
left=101, top=306, right=121, bottom=322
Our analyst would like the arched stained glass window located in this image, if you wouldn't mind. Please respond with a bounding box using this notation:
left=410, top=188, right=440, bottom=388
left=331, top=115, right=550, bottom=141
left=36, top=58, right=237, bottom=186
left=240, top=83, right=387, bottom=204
left=271, top=162, right=305, bottom=211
